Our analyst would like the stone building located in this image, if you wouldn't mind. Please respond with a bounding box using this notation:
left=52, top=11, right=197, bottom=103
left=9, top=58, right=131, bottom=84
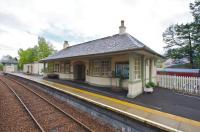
left=41, top=20, right=162, bottom=98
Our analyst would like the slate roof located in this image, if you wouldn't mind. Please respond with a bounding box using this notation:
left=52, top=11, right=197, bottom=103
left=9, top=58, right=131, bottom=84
left=42, top=33, right=161, bottom=61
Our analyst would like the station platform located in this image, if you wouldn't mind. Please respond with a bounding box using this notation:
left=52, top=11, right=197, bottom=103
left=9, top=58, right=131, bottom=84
left=7, top=73, right=200, bottom=132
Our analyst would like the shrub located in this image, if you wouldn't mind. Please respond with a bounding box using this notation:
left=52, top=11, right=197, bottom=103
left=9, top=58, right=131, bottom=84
left=149, top=81, right=156, bottom=88
left=145, top=82, right=156, bottom=88
left=145, top=83, right=151, bottom=88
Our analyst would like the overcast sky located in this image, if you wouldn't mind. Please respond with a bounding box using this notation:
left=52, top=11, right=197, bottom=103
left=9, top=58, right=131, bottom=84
left=0, top=0, right=194, bottom=58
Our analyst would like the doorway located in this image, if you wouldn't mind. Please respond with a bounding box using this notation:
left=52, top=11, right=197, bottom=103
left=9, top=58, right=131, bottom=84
left=74, top=63, right=86, bottom=81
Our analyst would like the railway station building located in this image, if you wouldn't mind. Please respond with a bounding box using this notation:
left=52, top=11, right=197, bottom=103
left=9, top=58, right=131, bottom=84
left=41, top=20, right=162, bottom=98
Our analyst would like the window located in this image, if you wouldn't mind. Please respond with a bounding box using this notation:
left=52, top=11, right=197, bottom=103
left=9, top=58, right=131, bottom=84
left=102, top=60, right=111, bottom=76
left=54, top=64, right=60, bottom=72
left=154, top=59, right=157, bottom=66
left=146, top=59, right=149, bottom=66
left=92, top=60, right=101, bottom=76
left=134, top=58, right=141, bottom=80
left=64, top=62, right=70, bottom=73
left=115, top=63, right=129, bottom=79
left=90, top=59, right=111, bottom=76
left=60, top=62, right=65, bottom=73
left=47, top=63, right=54, bottom=73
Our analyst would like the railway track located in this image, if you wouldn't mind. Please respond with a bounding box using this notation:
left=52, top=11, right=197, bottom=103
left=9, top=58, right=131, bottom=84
left=0, top=76, right=93, bottom=132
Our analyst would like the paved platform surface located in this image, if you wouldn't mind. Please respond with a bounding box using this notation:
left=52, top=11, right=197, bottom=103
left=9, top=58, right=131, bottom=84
left=7, top=73, right=200, bottom=132
left=44, top=78, right=200, bottom=122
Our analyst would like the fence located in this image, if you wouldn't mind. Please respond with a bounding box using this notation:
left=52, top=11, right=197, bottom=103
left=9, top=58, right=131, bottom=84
left=157, top=75, right=200, bottom=95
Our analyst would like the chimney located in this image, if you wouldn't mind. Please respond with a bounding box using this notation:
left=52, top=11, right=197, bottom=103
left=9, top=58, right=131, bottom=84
left=119, top=20, right=126, bottom=34
left=63, top=41, right=69, bottom=49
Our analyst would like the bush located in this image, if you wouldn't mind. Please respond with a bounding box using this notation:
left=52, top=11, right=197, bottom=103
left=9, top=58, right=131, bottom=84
left=145, top=82, right=156, bottom=88
left=145, top=83, right=151, bottom=88
left=149, top=81, right=156, bottom=88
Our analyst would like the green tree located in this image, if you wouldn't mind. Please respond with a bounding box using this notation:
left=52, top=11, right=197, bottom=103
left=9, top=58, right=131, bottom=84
left=0, top=55, right=18, bottom=65
left=163, top=23, right=197, bottom=67
left=163, top=0, right=200, bottom=68
left=164, top=48, right=186, bottom=59
left=190, top=1, right=200, bottom=67
left=18, top=37, right=55, bottom=69
left=190, top=1, right=200, bottom=24
left=0, top=63, right=3, bottom=71
left=36, top=37, right=54, bottom=60
left=18, top=48, right=36, bottom=69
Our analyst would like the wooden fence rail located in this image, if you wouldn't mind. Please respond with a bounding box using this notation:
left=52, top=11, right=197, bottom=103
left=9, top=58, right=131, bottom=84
left=157, top=75, right=200, bottom=95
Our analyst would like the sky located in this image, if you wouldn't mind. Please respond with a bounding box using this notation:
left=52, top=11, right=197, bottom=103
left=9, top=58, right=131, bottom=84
left=0, top=0, right=195, bottom=59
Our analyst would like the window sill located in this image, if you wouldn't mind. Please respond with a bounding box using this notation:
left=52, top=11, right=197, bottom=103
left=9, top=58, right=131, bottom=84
left=88, top=75, right=111, bottom=78
left=129, top=79, right=142, bottom=84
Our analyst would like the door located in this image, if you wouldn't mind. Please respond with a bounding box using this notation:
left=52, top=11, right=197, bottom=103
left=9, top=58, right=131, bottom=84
left=74, top=64, right=85, bottom=81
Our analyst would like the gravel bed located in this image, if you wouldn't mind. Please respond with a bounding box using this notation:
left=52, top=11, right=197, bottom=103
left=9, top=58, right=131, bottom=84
left=0, top=76, right=40, bottom=132
left=11, top=75, right=118, bottom=132
left=2, top=77, right=88, bottom=132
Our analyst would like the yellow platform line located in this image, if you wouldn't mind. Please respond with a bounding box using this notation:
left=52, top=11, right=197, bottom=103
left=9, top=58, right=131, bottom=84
left=41, top=80, right=176, bottom=131
left=41, top=80, right=200, bottom=127
left=8, top=73, right=200, bottom=131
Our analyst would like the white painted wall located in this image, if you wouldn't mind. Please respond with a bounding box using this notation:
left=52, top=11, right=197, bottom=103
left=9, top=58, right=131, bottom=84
left=58, top=73, right=74, bottom=80
left=3, top=65, right=17, bottom=73
left=23, top=64, right=31, bottom=73
left=86, top=76, right=128, bottom=89
left=127, top=81, right=142, bottom=98
left=23, top=62, right=43, bottom=75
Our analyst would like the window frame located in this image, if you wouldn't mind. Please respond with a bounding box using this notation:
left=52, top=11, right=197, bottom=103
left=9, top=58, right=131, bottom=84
left=64, top=61, right=70, bottom=73
left=54, top=63, right=60, bottom=72
left=101, top=59, right=111, bottom=76
left=89, top=58, right=111, bottom=77
left=60, top=62, right=65, bottom=73
left=146, top=59, right=149, bottom=66
left=47, top=62, right=54, bottom=73
left=134, top=58, right=141, bottom=80
left=115, top=62, right=129, bottom=79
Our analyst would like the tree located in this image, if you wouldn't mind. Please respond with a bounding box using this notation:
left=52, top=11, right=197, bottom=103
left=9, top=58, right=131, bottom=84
left=0, top=55, right=18, bottom=65
left=190, top=1, right=200, bottom=67
left=18, top=37, right=55, bottom=69
left=163, top=0, right=200, bottom=68
left=164, top=48, right=186, bottom=59
left=0, top=63, right=3, bottom=71
left=18, top=48, right=36, bottom=69
left=36, top=37, right=54, bottom=61
left=190, top=1, right=200, bottom=24
left=163, top=23, right=197, bottom=67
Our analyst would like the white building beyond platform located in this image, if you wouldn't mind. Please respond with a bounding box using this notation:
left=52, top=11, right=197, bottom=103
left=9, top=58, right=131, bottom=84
left=3, top=65, right=17, bottom=73
left=23, top=62, right=43, bottom=75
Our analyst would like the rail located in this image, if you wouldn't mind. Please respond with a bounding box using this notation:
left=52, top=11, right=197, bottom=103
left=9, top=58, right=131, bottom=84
left=2, top=76, right=93, bottom=132
left=0, top=78, right=45, bottom=132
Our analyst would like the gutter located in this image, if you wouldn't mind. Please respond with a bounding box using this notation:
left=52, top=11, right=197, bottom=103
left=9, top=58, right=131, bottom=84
left=39, top=47, right=164, bottom=62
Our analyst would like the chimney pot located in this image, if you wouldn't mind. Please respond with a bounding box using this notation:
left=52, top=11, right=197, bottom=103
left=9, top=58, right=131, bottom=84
left=121, top=20, right=124, bottom=26
left=63, top=41, right=69, bottom=49
left=119, top=20, right=126, bottom=34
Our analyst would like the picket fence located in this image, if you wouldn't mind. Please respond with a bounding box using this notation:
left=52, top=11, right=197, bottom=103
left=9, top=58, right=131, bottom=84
left=157, top=75, right=200, bottom=95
